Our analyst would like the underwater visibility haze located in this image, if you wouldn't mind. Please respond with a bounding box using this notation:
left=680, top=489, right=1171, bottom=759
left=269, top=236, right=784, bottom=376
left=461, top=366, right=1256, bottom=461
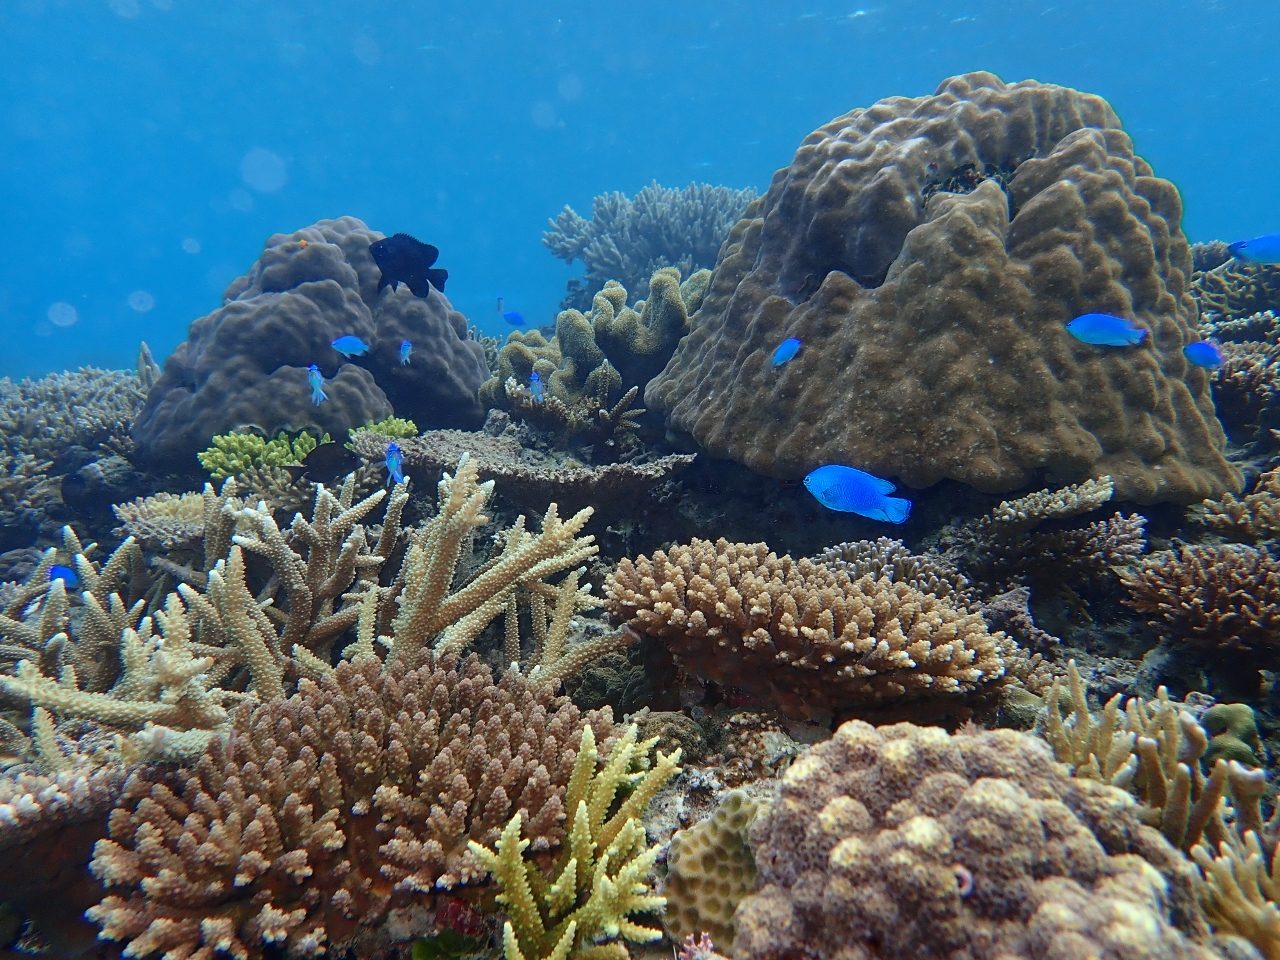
left=4, top=2, right=1280, bottom=959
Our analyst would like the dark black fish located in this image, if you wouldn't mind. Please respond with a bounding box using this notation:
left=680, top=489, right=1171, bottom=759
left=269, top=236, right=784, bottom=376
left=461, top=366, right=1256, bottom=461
left=285, top=442, right=363, bottom=484
left=369, top=233, right=448, bottom=299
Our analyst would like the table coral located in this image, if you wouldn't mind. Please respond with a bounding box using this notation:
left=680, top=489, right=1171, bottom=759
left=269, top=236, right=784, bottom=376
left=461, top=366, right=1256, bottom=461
left=604, top=538, right=1008, bottom=720
left=87, top=653, right=620, bottom=960
left=132, top=216, right=490, bottom=467
left=646, top=72, right=1238, bottom=504
left=733, top=720, right=1220, bottom=959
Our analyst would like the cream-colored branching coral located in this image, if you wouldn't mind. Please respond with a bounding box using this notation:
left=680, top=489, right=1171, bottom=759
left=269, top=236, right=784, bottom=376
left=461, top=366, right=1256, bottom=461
left=468, top=723, right=680, bottom=960
left=1196, top=466, right=1280, bottom=542
left=388, top=455, right=598, bottom=661
left=606, top=538, right=1008, bottom=720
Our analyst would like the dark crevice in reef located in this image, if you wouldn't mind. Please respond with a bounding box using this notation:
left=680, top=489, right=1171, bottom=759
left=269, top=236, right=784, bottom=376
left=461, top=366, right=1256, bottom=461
left=922, top=161, right=1023, bottom=220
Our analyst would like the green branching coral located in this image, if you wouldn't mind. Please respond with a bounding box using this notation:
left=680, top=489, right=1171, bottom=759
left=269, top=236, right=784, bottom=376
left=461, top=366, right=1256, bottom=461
left=468, top=723, right=681, bottom=960
left=196, top=429, right=330, bottom=479
left=350, top=415, right=419, bottom=442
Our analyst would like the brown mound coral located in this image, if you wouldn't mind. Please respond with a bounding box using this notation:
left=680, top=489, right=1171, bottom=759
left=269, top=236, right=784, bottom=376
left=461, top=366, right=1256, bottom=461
left=604, top=538, right=1007, bottom=720
left=132, top=216, right=490, bottom=467
left=646, top=72, right=1237, bottom=504
left=87, top=653, right=617, bottom=959
left=734, top=721, right=1219, bottom=960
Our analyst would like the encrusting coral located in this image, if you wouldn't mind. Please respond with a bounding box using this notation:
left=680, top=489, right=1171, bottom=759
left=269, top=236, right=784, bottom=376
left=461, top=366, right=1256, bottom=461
left=87, top=653, right=621, bottom=960
left=468, top=723, right=681, bottom=960
left=646, top=72, right=1239, bottom=504
left=605, top=538, right=1009, bottom=720
left=132, top=216, right=490, bottom=467
left=733, top=719, right=1221, bottom=959
left=543, top=181, right=754, bottom=311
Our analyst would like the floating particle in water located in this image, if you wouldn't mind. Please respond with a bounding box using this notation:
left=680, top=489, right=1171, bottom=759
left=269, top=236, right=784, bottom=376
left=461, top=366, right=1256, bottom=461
left=181, top=237, right=201, bottom=254
left=47, top=302, right=78, bottom=328
left=108, top=0, right=141, bottom=18
left=228, top=188, right=254, bottom=212
left=127, top=290, right=155, bottom=313
left=352, top=35, right=381, bottom=65
left=240, top=148, right=288, bottom=193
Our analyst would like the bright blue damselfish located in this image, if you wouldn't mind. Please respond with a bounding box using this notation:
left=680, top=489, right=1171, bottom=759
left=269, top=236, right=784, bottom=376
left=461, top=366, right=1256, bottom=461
left=49, top=564, right=80, bottom=588
left=529, top=370, right=545, bottom=402
left=1228, top=234, right=1280, bottom=264
left=503, top=311, right=526, bottom=326
left=803, top=464, right=911, bottom=523
left=772, top=337, right=802, bottom=366
left=331, top=335, right=370, bottom=357
left=385, top=441, right=404, bottom=485
left=1065, top=313, right=1148, bottom=347
left=399, top=340, right=412, bottom=365
left=1183, top=340, right=1224, bottom=369
left=307, top=364, right=327, bottom=406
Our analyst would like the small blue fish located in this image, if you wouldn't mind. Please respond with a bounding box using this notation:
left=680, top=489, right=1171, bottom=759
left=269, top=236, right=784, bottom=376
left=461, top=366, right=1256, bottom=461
left=307, top=364, right=327, bottom=405
left=1065, top=313, right=1148, bottom=347
left=1228, top=234, right=1280, bottom=265
left=529, top=370, right=545, bottom=402
left=400, top=340, right=413, bottom=365
left=385, top=441, right=405, bottom=485
left=49, top=564, right=79, bottom=588
left=1184, top=340, right=1224, bottom=369
left=331, top=335, right=370, bottom=357
left=803, top=464, right=911, bottom=524
left=772, top=337, right=802, bottom=366
left=503, top=311, right=526, bottom=327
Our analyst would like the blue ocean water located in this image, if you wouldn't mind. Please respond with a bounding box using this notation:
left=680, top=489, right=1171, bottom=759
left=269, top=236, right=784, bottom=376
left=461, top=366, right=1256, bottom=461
left=2, top=0, right=1275, bottom=380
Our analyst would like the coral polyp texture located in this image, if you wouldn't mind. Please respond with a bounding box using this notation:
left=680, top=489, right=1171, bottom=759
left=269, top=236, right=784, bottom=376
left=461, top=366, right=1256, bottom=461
left=645, top=72, right=1238, bottom=503
left=131, top=216, right=490, bottom=467
left=604, top=538, right=1008, bottom=720
left=86, top=653, right=618, bottom=960
left=733, top=720, right=1219, bottom=960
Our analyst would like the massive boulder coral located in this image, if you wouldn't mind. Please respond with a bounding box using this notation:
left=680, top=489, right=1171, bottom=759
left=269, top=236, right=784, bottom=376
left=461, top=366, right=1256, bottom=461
left=646, top=72, right=1238, bottom=504
left=734, top=720, right=1221, bottom=959
left=132, top=216, right=490, bottom=467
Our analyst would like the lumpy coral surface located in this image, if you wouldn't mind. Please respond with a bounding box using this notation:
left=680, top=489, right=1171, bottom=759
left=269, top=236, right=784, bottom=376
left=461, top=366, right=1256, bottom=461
left=647, top=72, right=1238, bottom=504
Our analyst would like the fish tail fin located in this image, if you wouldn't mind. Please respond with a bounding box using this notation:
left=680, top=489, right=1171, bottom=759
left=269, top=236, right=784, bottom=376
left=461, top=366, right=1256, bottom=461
left=878, top=496, right=912, bottom=524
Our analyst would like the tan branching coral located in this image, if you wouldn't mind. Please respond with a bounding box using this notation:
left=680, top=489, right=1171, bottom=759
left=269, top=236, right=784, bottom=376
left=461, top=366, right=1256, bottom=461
left=734, top=720, right=1218, bottom=960
left=813, top=538, right=973, bottom=606
left=1197, top=467, right=1280, bottom=542
left=0, top=367, right=145, bottom=462
left=86, top=653, right=618, bottom=960
left=605, top=538, right=1008, bottom=720
left=1120, top=545, right=1280, bottom=689
left=112, top=489, right=212, bottom=551
left=503, top=376, right=644, bottom=445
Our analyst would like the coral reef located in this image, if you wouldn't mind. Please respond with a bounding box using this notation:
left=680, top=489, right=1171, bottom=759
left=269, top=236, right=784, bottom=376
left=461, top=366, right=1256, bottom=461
left=813, top=537, right=973, bottom=605
left=351, top=428, right=695, bottom=511
left=1202, top=703, right=1264, bottom=769
left=543, top=181, right=755, bottom=310
left=662, top=790, right=765, bottom=952
left=197, top=429, right=330, bottom=480
left=132, top=216, right=489, bottom=468
left=605, top=538, right=1009, bottom=720
left=1193, top=260, right=1280, bottom=321
left=1120, top=545, right=1280, bottom=692
left=481, top=268, right=710, bottom=423
left=1196, top=466, right=1280, bottom=542
left=87, top=653, right=620, bottom=959
left=734, top=720, right=1219, bottom=959
left=0, top=367, right=146, bottom=464
left=646, top=72, right=1238, bottom=503
left=468, top=723, right=679, bottom=960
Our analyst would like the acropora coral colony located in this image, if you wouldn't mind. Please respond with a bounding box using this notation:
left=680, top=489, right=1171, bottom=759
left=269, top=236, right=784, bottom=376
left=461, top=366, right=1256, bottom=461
left=6, top=71, right=1280, bottom=960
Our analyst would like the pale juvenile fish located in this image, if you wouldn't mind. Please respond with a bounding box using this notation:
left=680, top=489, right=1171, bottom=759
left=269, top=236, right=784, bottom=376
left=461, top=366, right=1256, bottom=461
left=803, top=464, right=911, bottom=523
left=332, top=335, right=370, bottom=357
left=307, top=364, right=327, bottom=405
left=400, top=340, right=412, bottom=365
left=529, top=370, right=545, bottom=402
left=772, top=337, right=802, bottom=366
left=1228, top=234, right=1280, bottom=264
left=385, top=441, right=405, bottom=486
left=1183, top=340, right=1224, bottom=369
left=1065, top=313, right=1147, bottom=347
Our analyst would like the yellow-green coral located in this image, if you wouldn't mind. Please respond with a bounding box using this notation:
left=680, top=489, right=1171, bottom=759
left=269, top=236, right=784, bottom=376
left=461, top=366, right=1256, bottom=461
left=349, top=415, right=419, bottom=442
left=197, top=430, right=330, bottom=480
left=1202, top=703, right=1264, bottom=768
left=467, top=723, right=681, bottom=960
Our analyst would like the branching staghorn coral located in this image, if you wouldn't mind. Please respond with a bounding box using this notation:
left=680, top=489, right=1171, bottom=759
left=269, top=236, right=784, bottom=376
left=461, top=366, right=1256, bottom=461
left=197, top=429, right=331, bottom=480
left=503, top=377, right=644, bottom=447
left=1119, top=544, right=1280, bottom=692
left=1196, top=466, right=1280, bottom=542
left=468, top=723, right=680, bottom=960
left=605, top=538, right=1009, bottom=721
left=543, top=181, right=755, bottom=311
left=0, top=367, right=146, bottom=462
left=87, top=653, right=620, bottom=960
left=813, top=538, right=973, bottom=606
